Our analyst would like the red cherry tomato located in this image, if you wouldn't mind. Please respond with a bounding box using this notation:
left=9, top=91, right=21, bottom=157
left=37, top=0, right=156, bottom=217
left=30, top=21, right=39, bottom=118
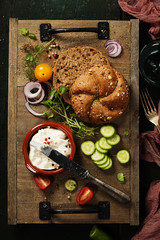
left=76, top=186, right=94, bottom=205
left=34, top=174, right=51, bottom=189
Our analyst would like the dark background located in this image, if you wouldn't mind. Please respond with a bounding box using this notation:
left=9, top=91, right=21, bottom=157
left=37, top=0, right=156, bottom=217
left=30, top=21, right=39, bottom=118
left=1, top=0, right=160, bottom=239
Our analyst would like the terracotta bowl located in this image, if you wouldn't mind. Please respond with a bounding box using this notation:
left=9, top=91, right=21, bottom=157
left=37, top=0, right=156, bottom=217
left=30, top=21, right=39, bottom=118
left=23, top=122, right=76, bottom=176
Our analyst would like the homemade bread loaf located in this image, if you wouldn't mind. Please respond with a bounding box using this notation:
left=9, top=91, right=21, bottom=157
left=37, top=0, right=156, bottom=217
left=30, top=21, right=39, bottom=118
left=70, top=65, right=130, bottom=125
left=52, top=46, right=110, bottom=103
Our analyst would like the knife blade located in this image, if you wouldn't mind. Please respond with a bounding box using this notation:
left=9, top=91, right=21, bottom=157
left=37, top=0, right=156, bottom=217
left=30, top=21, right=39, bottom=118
left=30, top=141, right=130, bottom=203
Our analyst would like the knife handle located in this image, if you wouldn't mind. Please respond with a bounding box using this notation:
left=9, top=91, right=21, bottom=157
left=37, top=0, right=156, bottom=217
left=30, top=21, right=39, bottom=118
left=88, top=174, right=130, bottom=203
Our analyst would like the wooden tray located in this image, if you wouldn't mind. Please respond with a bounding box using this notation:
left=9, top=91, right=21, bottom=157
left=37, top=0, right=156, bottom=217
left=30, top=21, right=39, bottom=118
left=8, top=18, right=139, bottom=225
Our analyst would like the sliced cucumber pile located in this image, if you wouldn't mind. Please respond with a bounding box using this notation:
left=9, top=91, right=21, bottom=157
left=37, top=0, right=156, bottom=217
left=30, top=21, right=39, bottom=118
left=81, top=124, right=130, bottom=171
left=93, top=155, right=108, bottom=165
left=94, top=156, right=113, bottom=170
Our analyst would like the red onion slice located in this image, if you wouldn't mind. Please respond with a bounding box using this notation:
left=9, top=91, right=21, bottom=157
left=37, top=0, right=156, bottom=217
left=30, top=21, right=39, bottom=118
left=24, top=82, right=42, bottom=99
left=104, top=39, right=122, bottom=58
left=24, top=80, right=54, bottom=116
left=25, top=102, right=45, bottom=117
left=26, top=88, right=45, bottom=105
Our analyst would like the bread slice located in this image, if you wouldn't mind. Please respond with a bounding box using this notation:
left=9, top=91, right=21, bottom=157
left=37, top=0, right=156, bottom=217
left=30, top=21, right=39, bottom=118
left=71, top=65, right=130, bottom=125
left=52, top=46, right=110, bottom=103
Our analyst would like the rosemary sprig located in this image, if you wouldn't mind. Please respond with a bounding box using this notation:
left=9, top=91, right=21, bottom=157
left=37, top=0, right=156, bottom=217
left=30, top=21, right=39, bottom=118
left=43, top=87, right=97, bottom=137
left=24, top=38, right=55, bottom=81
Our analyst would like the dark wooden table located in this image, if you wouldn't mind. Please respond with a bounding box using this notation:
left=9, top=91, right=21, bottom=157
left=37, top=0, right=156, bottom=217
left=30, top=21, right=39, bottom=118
left=1, top=0, right=160, bottom=239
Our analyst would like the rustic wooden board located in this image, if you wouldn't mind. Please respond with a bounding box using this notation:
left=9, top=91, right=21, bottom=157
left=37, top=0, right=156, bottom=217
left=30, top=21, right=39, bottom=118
left=8, top=18, right=139, bottom=225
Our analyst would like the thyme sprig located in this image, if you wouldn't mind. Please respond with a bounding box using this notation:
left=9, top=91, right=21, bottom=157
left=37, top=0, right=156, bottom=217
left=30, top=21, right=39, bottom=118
left=24, top=38, right=55, bottom=81
left=43, top=86, right=97, bottom=137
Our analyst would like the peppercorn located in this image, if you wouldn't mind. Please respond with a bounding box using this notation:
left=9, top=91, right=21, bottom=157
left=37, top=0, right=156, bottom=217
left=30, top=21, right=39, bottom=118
left=55, top=184, right=59, bottom=189
left=53, top=53, right=58, bottom=59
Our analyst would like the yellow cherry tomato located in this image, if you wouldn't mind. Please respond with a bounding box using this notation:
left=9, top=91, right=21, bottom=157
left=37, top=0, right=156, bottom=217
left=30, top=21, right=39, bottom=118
left=34, top=63, right=53, bottom=82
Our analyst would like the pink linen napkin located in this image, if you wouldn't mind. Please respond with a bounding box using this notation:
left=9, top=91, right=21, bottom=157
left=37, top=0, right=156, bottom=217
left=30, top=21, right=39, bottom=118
left=132, top=180, right=160, bottom=240
left=132, top=101, right=160, bottom=238
left=118, top=0, right=160, bottom=40
left=140, top=101, right=160, bottom=166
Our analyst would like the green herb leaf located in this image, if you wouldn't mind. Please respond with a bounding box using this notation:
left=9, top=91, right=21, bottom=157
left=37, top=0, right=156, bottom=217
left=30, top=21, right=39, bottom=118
left=21, top=28, right=29, bottom=36
left=70, top=112, right=76, bottom=117
left=43, top=99, right=53, bottom=106
left=42, top=111, right=54, bottom=119
left=42, top=111, right=49, bottom=118
left=48, top=113, right=54, bottom=119
left=123, top=130, right=129, bottom=136
left=28, top=33, right=36, bottom=39
left=59, top=86, right=68, bottom=94
left=50, top=89, right=57, bottom=96
left=65, top=105, right=70, bottom=111
left=25, top=53, right=34, bottom=62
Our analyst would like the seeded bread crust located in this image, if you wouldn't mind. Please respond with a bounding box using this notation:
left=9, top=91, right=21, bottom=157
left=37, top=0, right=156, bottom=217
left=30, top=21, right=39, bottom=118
left=70, top=65, right=130, bottom=125
left=52, top=46, right=110, bottom=104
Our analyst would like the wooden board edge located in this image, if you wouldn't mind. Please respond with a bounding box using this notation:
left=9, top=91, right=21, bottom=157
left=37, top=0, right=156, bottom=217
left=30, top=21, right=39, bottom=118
left=8, top=18, right=18, bottom=225
left=130, top=19, right=140, bottom=226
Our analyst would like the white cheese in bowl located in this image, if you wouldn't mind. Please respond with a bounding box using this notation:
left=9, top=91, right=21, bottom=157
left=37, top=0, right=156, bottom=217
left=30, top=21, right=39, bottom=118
left=29, top=127, right=71, bottom=170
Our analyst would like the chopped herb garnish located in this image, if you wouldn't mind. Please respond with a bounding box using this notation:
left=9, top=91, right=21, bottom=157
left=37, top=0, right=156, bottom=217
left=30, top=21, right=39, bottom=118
left=117, top=172, right=125, bottom=183
left=123, top=130, right=129, bottom=136
left=21, top=28, right=29, bottom=36
left=21, top=28, right=36, bottom=39
left=28, top=33, right=36, bottom=39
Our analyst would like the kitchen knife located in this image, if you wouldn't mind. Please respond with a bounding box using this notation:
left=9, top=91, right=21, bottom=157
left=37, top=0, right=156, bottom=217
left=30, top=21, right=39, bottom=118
left=30, top=141, right=130, bottom=203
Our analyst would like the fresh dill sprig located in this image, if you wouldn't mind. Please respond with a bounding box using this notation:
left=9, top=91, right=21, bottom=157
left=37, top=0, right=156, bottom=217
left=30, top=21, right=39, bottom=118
left=43, top=86, right=96, bottom=137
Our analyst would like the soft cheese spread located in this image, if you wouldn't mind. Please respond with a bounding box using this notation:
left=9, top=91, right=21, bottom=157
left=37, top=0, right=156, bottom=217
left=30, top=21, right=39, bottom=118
left=29, top=127, right=71, bottom=170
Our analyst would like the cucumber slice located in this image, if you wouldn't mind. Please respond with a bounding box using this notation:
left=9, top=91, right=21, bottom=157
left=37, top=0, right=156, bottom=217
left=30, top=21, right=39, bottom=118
left=99, top=137, right=112, bottom=150
left=94, top=155, right=108, bottom=166
left=100, top=125, right=116, bottom=138
left=102, top=157, right=113, bottom=170
left=91, top=150, right=104, bottom=161
left=99, top=157, right=112, bottom=170
left=95, top=141, right=108, bottom=153
left=107, top=134, right=120, bottom=146
left=65, top=179, right=77, bottom=192
left=81, top=140, right=95, bottom=156
left=117, top=149, right=130, bottom=164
